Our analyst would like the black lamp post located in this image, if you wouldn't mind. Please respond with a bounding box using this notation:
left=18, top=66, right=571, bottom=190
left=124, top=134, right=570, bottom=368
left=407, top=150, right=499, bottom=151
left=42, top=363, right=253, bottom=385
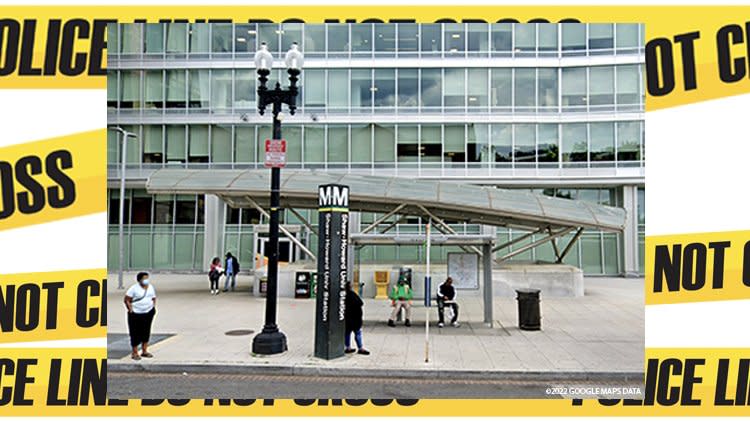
left=251, top=42, right=303, bottom=355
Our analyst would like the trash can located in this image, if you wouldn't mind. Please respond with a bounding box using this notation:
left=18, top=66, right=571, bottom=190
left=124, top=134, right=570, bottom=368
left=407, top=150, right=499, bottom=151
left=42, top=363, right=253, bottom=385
left=516, top=288, right=541, bottom=330
left=295, top=272, right=311, bottom=298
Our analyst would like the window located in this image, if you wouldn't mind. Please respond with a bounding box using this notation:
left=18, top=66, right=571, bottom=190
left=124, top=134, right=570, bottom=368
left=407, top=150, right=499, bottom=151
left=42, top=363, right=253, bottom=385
left=351, top=124, right=372, bottom=164
left=304, top=25, right=325, bottom=53
left=561, top=24, right=586, bottom=53
left=374, top=69, right=395, bottom=108
left=211, top=70, right=232, bottom=111
left=211, top=24, right=232, bottom=54
left=258, top=23, right=279, bottom=53
left=234, top=69, right=255, bottom=110
left=397, top=125, right=419, bottom=163
left=561, top=67, right=587, bottom=107
left=284, top=126, right=302, bottom=164
left=397, top=68, right=418, bottom=108
left=234, top=126, right=255, bottom=163
left=142, top=125, right=163, bottom=163
left=590, top=122, right=615, bottom=161
left=374, top=24, right=395, bottom=54
left=304, top=69, right=325, bottom=108
left=131, top=190, right=152, bottom=224
left=281, top=23, right=303, bottom=52
left=420, top=24, right=442, bottom=53
left=420, top=125, right=442, bottom=164
left=444, top=68, right=465, bottom=108
left=351, top=69, right=372, bottom=111
left=188, top=69, right=210, bottom=109
left=352, top=24, right=372, bottom=54
left=538, top=24, right=558, bottom=53
left=398, top=24, right=419, bottom=53
left=491, top=68, right=512, bottom=108
left=588, top=24, right=614, bottom=51
left=616, top=24, right=640, bottom=52
left=328, top=69, right=349, bottom=110
left=467, top=68, right=488, bottom=108
left=561, top=123, right=588, bottom=162
left=304, top=126, right=325, bottom=166
left=514, top=24, right=535, bottom=55
left=491, top=23, right=512, bottom=55
left=538, top=68, right=558, bottom=109
left=120, top=71, right=140, bottom=109
left=328, top=125, right=348, bottom=165
left=154, top=195, right=174, bottom=224
left=189, top=24, right=210, bottom=56
left=491, top=124, right=512, bottom=163
left=327, top=24, right=348, bottom=53
left=374, top=124, right=395, bottom=163
left=444, top=125, right=465, bottom=163
left=617, top=65, right=641, bottom=106
left=144, top=70, right=163, bottom=108
left=234, top=24, right=257, bottom=55
left=211, top=125, right=232, bottom=163
left=467, top=124, right=489, bottom=163
left=145, top=24, right=163, bottom=54
left=514, top=124, right=536, bottom=164
left=165, top=23, right=187, bottom=55
left=166, top=125, right=186, bottom=163
left=467, top=23, right=488, bottom=53
left=444, top=24, right=464, bottom=54
left=176, top=195, right=197, bottom=224
left=421, top=68, right=442, bottom=109
left=589, top=66, right=614, bottom=107
left=514, top=69, right=536, bottom=108
left=165, top=70, right=186, bottom=108
left=188, top=125, right=209, bottom=163
left=120, top=24, right=141, bottom=54
left=617, top=121, right=641, bottom=161
left=537, top=124, right=559, bottom=163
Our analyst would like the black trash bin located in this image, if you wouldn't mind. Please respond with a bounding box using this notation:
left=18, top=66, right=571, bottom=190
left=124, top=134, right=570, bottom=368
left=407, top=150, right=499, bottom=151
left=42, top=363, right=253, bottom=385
left=515, top=288, right=541, bottom=330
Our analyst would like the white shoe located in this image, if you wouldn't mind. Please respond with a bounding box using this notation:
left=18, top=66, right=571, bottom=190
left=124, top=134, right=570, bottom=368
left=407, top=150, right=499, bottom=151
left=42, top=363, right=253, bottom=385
left=438, top=322, right=444, bottom=328
left=451, top=321, right=460, bottom=327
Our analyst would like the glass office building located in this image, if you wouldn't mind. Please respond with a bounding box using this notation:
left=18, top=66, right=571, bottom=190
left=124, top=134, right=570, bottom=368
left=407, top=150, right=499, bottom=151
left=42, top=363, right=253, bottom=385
left=107, top=23, right=645, bottom=276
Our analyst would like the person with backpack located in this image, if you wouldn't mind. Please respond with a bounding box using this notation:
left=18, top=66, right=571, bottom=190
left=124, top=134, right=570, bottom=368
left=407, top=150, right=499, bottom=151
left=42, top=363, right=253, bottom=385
left=209, top=257, right=224, bottom=295
left=387, top=275, right=413, bottom=327
left=223, top=251, right=240, bottom=292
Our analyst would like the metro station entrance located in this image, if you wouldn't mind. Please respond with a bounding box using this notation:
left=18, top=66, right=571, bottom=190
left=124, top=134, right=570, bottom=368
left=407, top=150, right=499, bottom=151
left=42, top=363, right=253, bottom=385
left=252, top=225, right=305, bottom=270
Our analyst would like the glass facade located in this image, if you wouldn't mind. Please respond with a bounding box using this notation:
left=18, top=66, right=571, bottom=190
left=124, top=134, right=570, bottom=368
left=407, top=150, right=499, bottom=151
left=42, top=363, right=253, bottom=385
left=108, top=23, right=645, bottom=276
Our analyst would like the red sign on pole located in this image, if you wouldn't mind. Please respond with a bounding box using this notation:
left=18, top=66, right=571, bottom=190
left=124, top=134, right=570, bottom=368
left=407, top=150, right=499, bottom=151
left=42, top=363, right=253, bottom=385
left=264, top=139, right=286, bottom=168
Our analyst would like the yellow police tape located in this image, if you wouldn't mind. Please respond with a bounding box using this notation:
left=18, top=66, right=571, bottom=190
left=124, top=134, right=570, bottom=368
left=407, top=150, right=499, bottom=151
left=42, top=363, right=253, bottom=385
left=0, top=130, right=106, bottom=232
left=646, top=230, right=750, bottom=305
left=1, top=348, right=750, bottom=415
left=0, top=269, right=106, bottom=343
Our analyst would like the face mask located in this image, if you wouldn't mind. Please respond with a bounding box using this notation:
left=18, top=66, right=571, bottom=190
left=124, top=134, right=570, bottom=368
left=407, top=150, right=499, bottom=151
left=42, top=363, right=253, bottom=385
left=141, top=279, right=150, bottom=286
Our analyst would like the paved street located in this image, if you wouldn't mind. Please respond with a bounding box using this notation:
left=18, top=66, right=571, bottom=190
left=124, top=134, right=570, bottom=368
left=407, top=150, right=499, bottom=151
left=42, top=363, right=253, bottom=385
left=108, top=371, right=643, bottom=399
left=108, top=272, right=644, bottom=399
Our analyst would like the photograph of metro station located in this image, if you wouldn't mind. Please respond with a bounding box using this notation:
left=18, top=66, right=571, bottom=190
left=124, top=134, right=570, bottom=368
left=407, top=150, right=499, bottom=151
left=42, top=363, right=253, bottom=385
left=106, top=22, right=645, bottom=399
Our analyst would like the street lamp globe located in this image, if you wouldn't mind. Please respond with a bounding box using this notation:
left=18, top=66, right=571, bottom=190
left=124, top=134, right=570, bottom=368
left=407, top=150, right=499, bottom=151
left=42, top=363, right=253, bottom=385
left=284, top=42, right=304, bottom=70
left=254, top=42, right=274, bottom=70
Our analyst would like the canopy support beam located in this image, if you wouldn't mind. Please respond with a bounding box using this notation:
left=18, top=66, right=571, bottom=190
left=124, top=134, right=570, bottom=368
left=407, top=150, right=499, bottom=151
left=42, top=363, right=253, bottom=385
left=496, top=227, right=575, bottom=263
left=360, top=203, right=407, bottom=234
left=416, top=204, right=483, bottom=257
left=557, top=227, right=584, bottom=263
left=245, top=196, right=317, bottom=260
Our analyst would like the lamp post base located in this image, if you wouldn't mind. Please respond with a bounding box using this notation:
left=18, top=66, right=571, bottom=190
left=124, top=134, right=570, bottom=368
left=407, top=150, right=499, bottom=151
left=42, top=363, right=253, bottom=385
left=251, top=326, right=288, bottom=355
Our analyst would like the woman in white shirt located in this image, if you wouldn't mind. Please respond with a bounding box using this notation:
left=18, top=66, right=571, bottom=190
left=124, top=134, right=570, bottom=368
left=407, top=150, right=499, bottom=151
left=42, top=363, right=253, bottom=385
left=124, top=272, right=157, bottom=360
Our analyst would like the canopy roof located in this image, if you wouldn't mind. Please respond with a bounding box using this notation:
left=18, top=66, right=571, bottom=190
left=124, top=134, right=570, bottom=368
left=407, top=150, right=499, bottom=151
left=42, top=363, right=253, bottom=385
left=146, top=169, right=625, bottom=232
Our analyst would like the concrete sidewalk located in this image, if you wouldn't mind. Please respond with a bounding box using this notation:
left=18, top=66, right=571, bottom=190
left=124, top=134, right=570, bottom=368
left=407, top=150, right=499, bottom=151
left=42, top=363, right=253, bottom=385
left=107, top=272, right=644, bottom=379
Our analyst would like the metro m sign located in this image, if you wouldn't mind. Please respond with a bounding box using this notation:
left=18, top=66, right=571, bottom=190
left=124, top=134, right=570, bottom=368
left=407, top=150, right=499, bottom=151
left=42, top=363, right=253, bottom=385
left=318, top=184, right=349, bottom=210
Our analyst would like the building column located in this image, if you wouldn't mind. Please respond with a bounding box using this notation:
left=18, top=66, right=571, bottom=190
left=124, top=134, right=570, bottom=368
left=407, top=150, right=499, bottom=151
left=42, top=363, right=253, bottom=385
left=622, top=185, right=639, bottom=277
left=202, top=194, right=226, bottom=271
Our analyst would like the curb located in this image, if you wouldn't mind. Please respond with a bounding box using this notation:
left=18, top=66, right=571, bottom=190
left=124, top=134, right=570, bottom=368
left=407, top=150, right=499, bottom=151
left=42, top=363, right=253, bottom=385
left=107, top=361, right=643, bottom=382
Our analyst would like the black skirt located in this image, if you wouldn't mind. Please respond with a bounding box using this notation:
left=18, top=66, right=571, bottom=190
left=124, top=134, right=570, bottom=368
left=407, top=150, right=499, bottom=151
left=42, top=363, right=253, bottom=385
left=127, top=308, right=156, bottom=348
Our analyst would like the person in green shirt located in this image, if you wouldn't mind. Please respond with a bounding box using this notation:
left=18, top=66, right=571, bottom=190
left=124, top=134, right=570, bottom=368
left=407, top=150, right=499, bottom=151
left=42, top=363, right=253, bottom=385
left=388, top=276, right=413, bottom=327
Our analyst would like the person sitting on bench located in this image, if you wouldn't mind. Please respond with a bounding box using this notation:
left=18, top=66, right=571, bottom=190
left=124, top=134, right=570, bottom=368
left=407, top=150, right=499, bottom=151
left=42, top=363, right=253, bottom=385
left=437, top=277, right=460, bottom=328
left=388, top=276, right=413, bottom=327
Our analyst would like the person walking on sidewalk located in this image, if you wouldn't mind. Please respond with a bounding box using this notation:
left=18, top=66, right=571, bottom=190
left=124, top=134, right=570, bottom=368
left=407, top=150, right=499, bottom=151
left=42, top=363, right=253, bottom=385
left=344, top=282, right=370, bottom=355
left=209, top=257, right=224, bottom=295
left=437, top=276, right=460, bottom=328
left=124, top=272, right=157, bottom=360
left=223, top=252, right=239, bottom=292
left=388, top=276, right=413, bottom=327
